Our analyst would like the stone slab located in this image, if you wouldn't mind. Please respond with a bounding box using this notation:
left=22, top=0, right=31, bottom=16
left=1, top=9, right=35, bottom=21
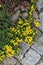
left=3, top=57, right=17, bottom=65
left=21, top=49, right=41, bottom=65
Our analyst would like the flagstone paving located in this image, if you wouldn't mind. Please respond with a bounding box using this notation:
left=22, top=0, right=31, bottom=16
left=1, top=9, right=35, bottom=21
left=21, top=49, right=41, bottom=65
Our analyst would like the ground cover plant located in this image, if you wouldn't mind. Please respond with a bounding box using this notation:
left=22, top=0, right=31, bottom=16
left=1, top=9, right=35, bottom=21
left=0, top=0, right=41, bottom=62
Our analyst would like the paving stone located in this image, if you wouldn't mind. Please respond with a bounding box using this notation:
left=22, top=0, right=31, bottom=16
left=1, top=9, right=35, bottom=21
left=3, top=57, right=17, bottom=65
left=21, top=58, right=28, bottom=65
left=37, top=35, right=43, bottom=44
left=35, top=30, right=41, bottom=41
left=33, top=11, right=39, bottom=19
left=37, top=57, right=43, bottom=65
left=22, top=12, right=28, bottom=19
left=39, top=12, right=43, bottom=32
left=37, top=62, right=43, bottom=65
left=36, top=0, right=43, bottom=11
left=14, top=42, right=29, bottom=60
left=21, top=49, right=41, bottom=65
left=31, top=34, right=43, bottom=55
left=39, top=12, right=43, bottom=20
left=19, top=42, right=29, bottom=54
left=11, top=10, right=20, bottom=23
left=15, top=54, right=23, bottom=61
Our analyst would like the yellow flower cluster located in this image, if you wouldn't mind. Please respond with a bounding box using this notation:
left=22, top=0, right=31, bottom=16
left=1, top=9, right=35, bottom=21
left=16, top=18, right=36, bottom=46
left=0, top=0, right=40, bottom=61
left=29, top=4, right=35, bottom=18
left=23, top=26, right=32, bottom=35
left=0, top=50, right=5, bottom=61
left=34, top=19, right=41, bottom=27
left=3, top=45, right=15, bottom=57
left=10, top=27, right=16, bottom=32
left=10, top=17, right=40, bottom=47
left=0, top=55, right=5, bottom=61
left=31, top=0, right=35, bottom=2
left=10, top=39, right=18, bottom=46
left=18, top=18, right=23, bottom=24
left=31, top=0, right=37, bottom=3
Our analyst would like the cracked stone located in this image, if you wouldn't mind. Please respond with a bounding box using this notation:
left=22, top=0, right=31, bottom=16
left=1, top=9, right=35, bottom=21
left=37, top=57, right=43, bottom=65
left=33, top=11, right=39, bottom=19
left=39, top=12, right=43, bottom=32
left=37, top=61, right=43, bottom=65
left=22, top=12, right=28, bottom=19
left=38, top=63, right=43, bottom=65
left=14, top=42, right=29, bottom=61
left=2, top=57, right=17, bottom=65
left=36, top=0, right=43, bottom=11
left=31, top=35, right=43, bottom=55
left=11, top=10, right=20, bottom=23
left=35, top=30, right=41, bottom=41
left=21, top=49, right=41, bottom=65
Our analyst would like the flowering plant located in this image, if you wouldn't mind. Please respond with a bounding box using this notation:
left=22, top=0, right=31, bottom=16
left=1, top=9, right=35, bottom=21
left=0, top=0, right=40, bottom=62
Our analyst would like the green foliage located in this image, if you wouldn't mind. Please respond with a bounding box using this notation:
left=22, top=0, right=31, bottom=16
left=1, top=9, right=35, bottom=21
left=0, top=0, right=40, bottom=61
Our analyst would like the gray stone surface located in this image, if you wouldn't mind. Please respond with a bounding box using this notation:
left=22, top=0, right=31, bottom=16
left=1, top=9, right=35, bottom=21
left=22, top=12, right=28, bottom=19
left=39, top=12, right=43, bottom=20
left=37, top=62, right=43, bottom=65
left=31, top=43, right=43, bottom=55
left=33, top=11, right=39, bottom=19
left=11, top=10, right=20, bottom=23
left=14, top=42, right=29, bottom=60
left=19, top=42, right=29, bottom=55
left=39, top=12, right=43, bottom=32
left=36, top=0, right=43, bottom=11
left=21, top=49, right=41, bottom=65
left=3, top=57, right=17, bottom=65
left=37, top=35, right=43, bottom=44
left=31, top=39, right=43, bottom=55
left=35, top=30, right=41, bottom=41
left=37, top=56, right=43, bottom=65
left=21, top=58, right=28, bottom=65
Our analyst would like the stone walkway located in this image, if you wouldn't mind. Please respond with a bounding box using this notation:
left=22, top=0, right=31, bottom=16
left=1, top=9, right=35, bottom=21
left=2, top=0, right=43, bottom=65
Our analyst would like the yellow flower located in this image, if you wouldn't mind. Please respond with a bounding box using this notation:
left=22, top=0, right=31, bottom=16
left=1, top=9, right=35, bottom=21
left=10, top=39, right=15, bottom=43
left=14, top=42, right=18, bottom=46
left=18, top=18, right=23, bottom=24
left=24, top=19, right=29, bottom=22
left=10, top=39, right=18, bottom=46
left=33, top=33, right=35, bottom=35
left=31, top=5, right=35, bottom=11
left=31, top=0, right=35, bottom=2
left=34, top=19, right=41, bottom=27
left=23, top=26, right=33, bottom=36
left=28, top=42, right=34, bottom=46
left=0, top=55, right=5, bottom=61
left=10, top=27, right=16, bottom=32
left=17, top=30, right=20, bottom=34
left=36, top=30, right=39, bottom=34
left=16, top=37, right=23, bottom=43
left=29, top=37, right=33, bottom=43
left=6, top=53, right=12, bottom=57
left=6, top=50, right=15, bottom=57
left=3, top=45, right=15, bottom=57
left=29, top=11, right=32, bottom=16
left=25, top=38, right=28, bottom=43
left=25, top=36, right=33, bottom=44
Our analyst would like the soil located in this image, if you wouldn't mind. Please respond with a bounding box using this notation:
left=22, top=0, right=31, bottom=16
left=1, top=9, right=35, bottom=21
left=0, top=0, right=30, bottom=15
